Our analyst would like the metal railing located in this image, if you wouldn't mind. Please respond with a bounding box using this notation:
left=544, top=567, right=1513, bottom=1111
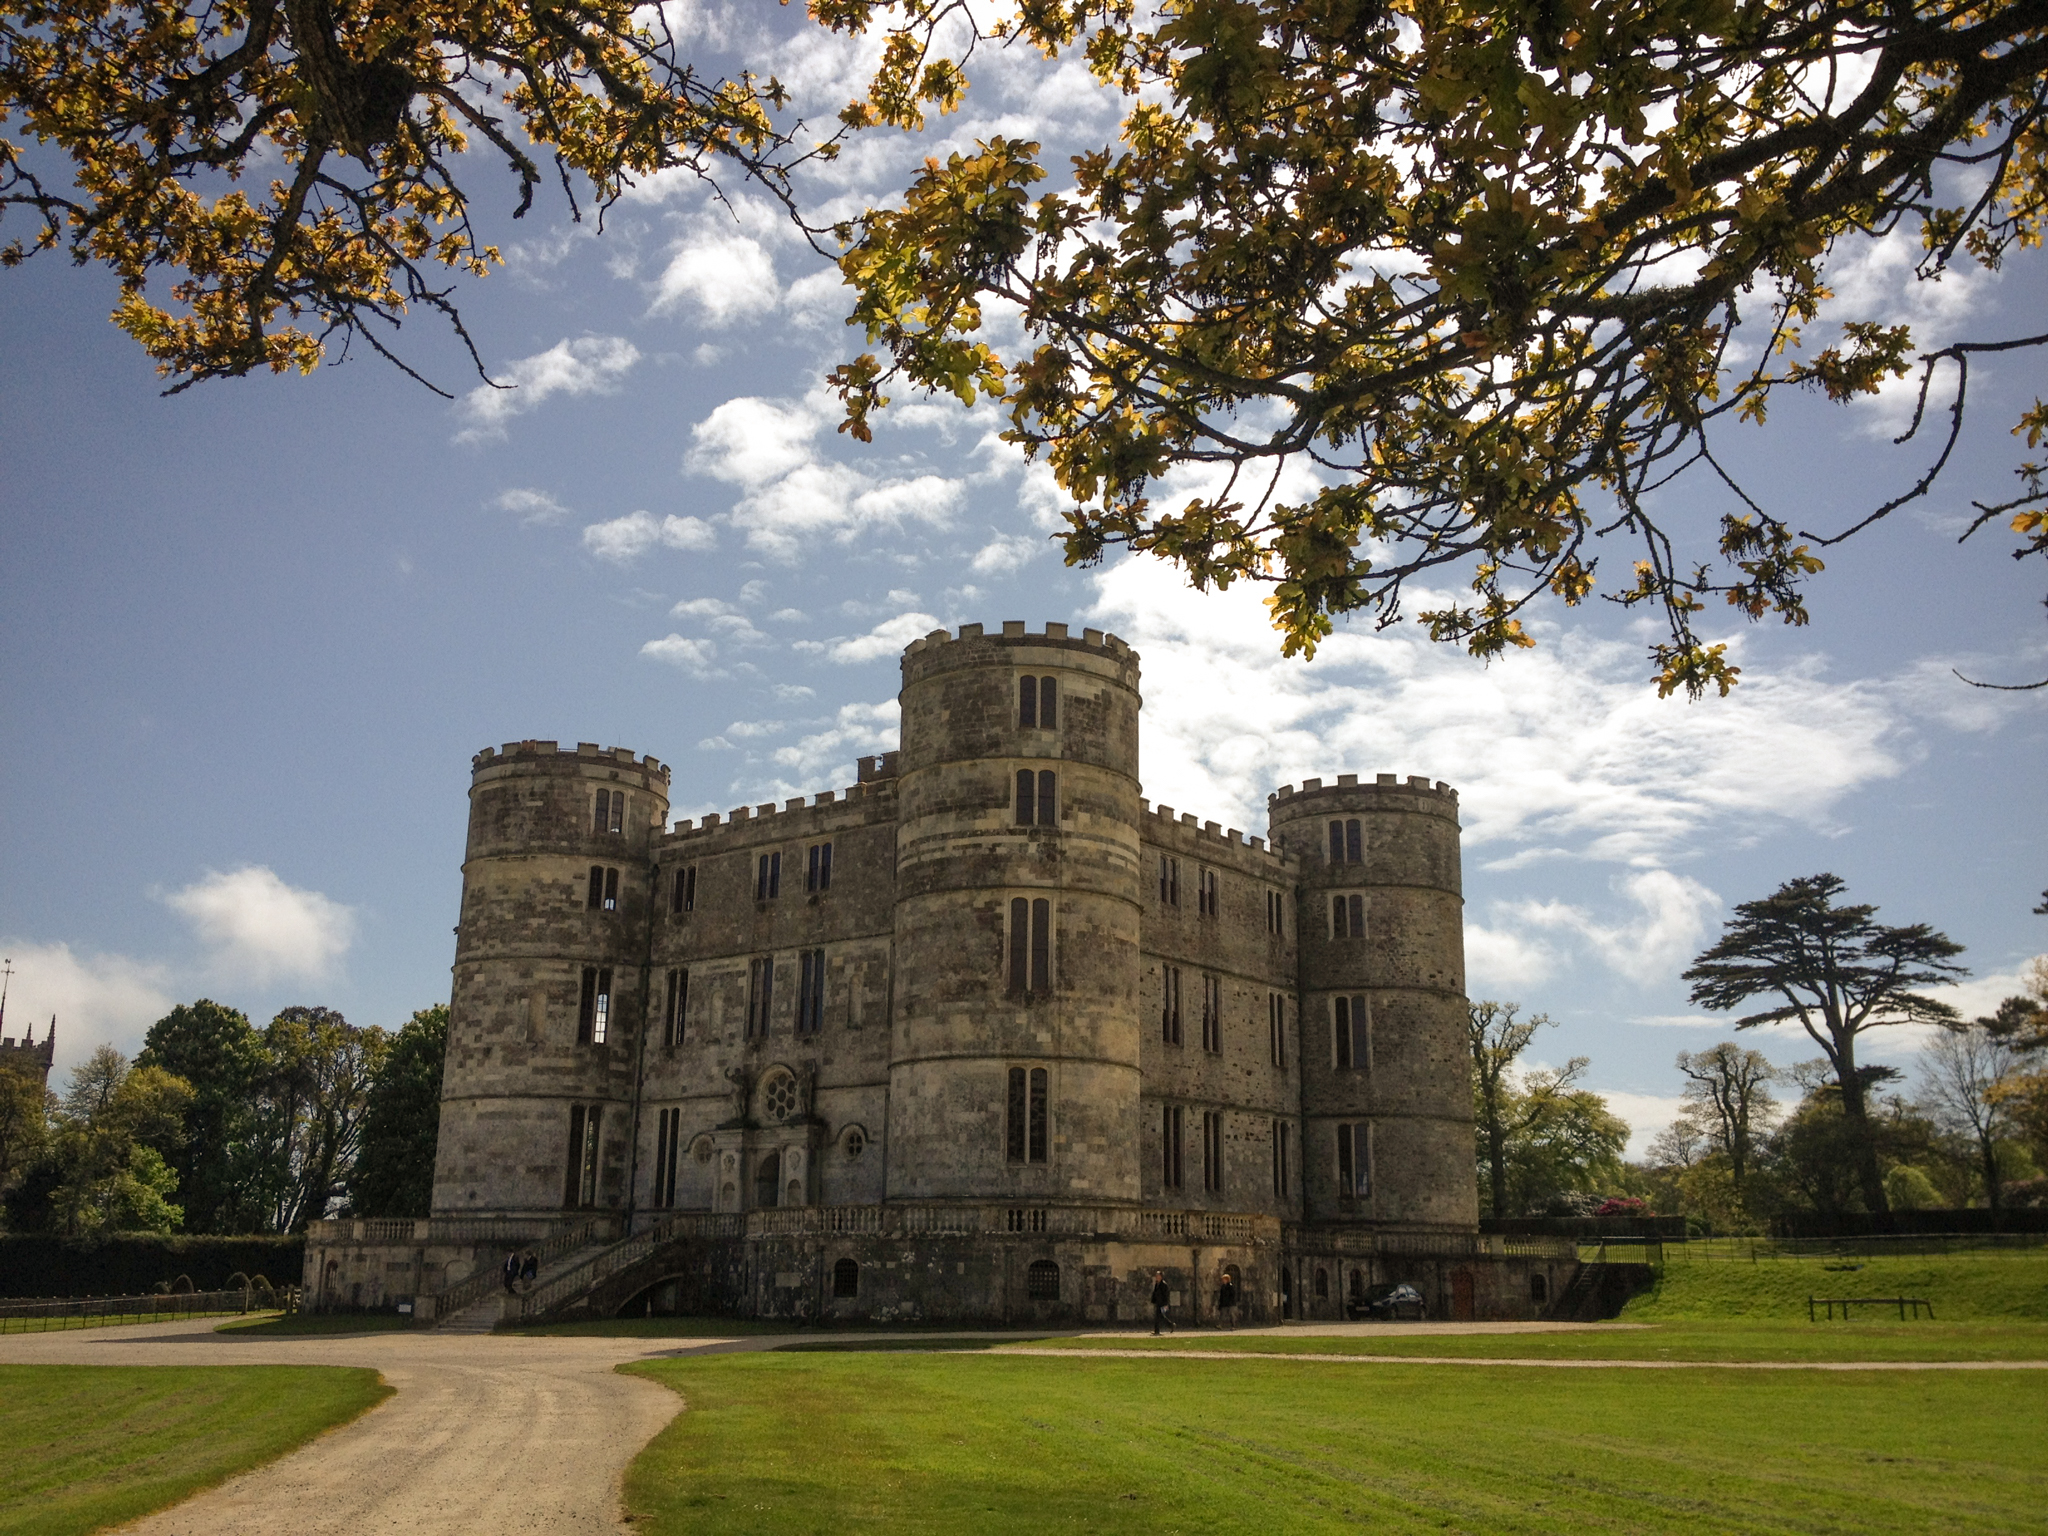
left=512, top=1210, right=730, bottom=1321
left=1294, top=1226, right=1578, bottom=1261
left=0, top=1287, right=296, bottom=1333
left=307, top=1215, right=619, bottom=1248
left=1596, top=1231, right=2048, bottom=1263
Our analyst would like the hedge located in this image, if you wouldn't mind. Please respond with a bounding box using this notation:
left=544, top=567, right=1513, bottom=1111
left=0, top=1235, right=305, bottom=1298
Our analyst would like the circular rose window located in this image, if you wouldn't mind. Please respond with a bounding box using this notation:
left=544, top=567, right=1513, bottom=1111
left=844, top=1127, right=865, bottom=1159
left=764, top=1074, right=798, bottom=1120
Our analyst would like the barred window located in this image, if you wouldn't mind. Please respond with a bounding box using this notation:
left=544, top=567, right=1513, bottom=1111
left=796, top=949, right=826, bottom=1036
left=1334, top=995, right=1369, bottom=1070
left=1163, top=1103, right=1185, bottom=1190
left=1161, top=965, right=1182, bottom=1046
left=756, top=851, right=781, bottom=901
left=672, top=865, right=696, bottom=914
left=807, top=842, right=833, bottom=893
left=663, top=968, right=689, bottom=1048
left=834, top=1258, right=861, bottom=1298
left=563, top=1103, right=602, bottom=1208
left=1027, top=1259, right=1060, bottom=1300
left=1007, top=1066, right=1049, bottom=1163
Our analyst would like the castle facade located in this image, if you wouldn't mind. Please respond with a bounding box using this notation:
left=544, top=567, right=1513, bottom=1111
left=311, top=621, right=1569, bottom=1324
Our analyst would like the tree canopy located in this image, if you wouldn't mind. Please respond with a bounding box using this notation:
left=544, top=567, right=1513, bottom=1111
left=1684, top=871, right=1966, bottom=1215
left=8, top=0, right=2048, bottom=686
left=347, top=1003, right=446, bottom=1219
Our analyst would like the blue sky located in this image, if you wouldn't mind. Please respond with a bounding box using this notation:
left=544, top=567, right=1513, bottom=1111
left=2, top=3, right=2043, bottom=1152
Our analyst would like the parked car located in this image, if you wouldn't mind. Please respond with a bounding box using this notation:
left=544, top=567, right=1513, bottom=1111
left=1352, top=1282, right=1428, bottom=1321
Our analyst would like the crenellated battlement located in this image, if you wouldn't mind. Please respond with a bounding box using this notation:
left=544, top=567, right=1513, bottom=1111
left=1270, top=772, right=1458, bottom=806
left=471, top=740, right=672, bottom=783
left=659, top=770, right=899, bottom=847
left=901, top=619, right=1133, bottom=657
left=1138, top=798, right=1294, bottom=872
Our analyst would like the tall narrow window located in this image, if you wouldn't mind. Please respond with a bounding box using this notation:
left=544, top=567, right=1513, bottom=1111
left=1008, top=897, right=1029, bottom=996
left=1019, top=674, right=1038, bottom=728
left=806, top=842, right=833, bottom=892
left=1015, top=768, right=1035, bottom=825
left=1346, top=819, right=1362, bottom=862
left=1337, top=1122, right=1371, bottom=1198
left=797, top=948, right=826, bottom=1035
left=1163, top=1104, right=1184, bottom=1190
left=602, top=867, right=619, bottom=911
left=747, top=957, right=774, bottom=1037
left=1038, top=677, right=1057, bottom=730
left=595, top=789, right=625, bottom=834
left=1203, top=1110, right=1224, bottom=1194
left=1267, top=890, right=1284, bottom=934
left=663, top=968, right=689, bottom=1048
left=756, top=852, right=781, bottom=900
left=1036, top=770, right=1056, bottom=827
left=587, top=865, right=605, bottom=910
left=1269, top=993, right=1287, bottom=1067
left=578, top=967, right=611, bottom=1044
left=1159, top=855, right=1180, bottom=907
left=1030, top=898, right=1051, bottom=993
left=595, top=791, right=610, bottom=834
left=1161, top=965, right=1182, bottom=1045
left=565, top=1105, right=601, bottom=1206
left=1007, top=1066, right=1049, bottom=1163
left=1333, top=893, right=1364, bottom=937
left=1334, top=995, right=1368, bottom=1070
left=653, top=1107, right=681, bottom=1207
left=1198, top=867, right=1219, bottom=917
left=1201, top=974, right=1222, bottom=1053
left=563, top=1104, right=587, bottom=1207
left=1272, top=1119, right=1291, bottom=1197
left=672, top=865, right=696, bottom=914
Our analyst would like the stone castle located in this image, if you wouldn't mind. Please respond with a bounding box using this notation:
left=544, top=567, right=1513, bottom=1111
left=308, top=621, right=1571, bottom=1325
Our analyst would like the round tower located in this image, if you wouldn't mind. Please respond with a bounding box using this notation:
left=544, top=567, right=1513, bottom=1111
left=433, top=740, right=670, bottom=1220
left=886, top=621, right=1145, bottom=1204
left=1269, top=774, right=1475, bottom=1232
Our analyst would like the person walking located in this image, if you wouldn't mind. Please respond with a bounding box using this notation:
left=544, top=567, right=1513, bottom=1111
left=519, top=1250, right=538, bottom=1291
left=501, top=1249, right=520, bottom=1296
left=1150, top=1270, right=1174, bottom=1335
left=1217, top=1266, right=1238, bottom=1330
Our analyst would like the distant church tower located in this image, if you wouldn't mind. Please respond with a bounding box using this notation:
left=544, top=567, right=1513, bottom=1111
left=0, top=961, right=57, bottom=1089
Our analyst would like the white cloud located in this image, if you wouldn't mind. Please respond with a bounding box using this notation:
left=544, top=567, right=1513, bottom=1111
left=671, top=596, right=737, bottom=618
left=1464, top=925, right=1558, bottom=993
left=768, top=700, right=902, bottom=784
left=970, top=529, right=1050, bottom=574
left=1510, top=871, right=1723, bottom=986
left=651, top=229, right=782, bottom=326
left=582, top=511, right=718, bottom=562
left=817, top=611, right=942, bottom=664
left=641, top=634, right=720, bottom=675
left=455, top=336, right=640, bottom=442
left=1594, top=1089, right=1694, bottom=1159
left=0, top=939, right=173, bottom=1070
left=162, top=866, right=355, bottom=986
left=684, top=394, right=964, bottom=559
left=492, top=488, right=569, bottom=524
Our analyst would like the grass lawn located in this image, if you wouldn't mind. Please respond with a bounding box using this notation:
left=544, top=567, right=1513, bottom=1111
left=622, top=1351, right=2046, bottom=1533
left=0, top=1310, right=248, bottom=1337
left=0, top=1364, right=388, bottom=1536
left=1622, top=1249, right=2048, bottom=1321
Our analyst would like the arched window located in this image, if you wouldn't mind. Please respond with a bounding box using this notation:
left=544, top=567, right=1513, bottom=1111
left=834, top=1258, right=860, bottom=1298
left=1348, top=1268, right=1366, bottom=1300
left=1314, top=1267, right=1329, bottom=1299
left=1015, top=769, right=1058, bottom=826
left=1027, top=1259, right=1060, bottom=1300
left=763, top=1072, right=798, bottom=1122
left=754, top=1151, right=781, bottom=1208
left=1531, top=1273, right=1549, bottom=1304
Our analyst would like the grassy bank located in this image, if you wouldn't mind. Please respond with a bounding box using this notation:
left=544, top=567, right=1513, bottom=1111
left=0, top=1364, right=388, bottom=1536
left=1618, top=1248, right=2048, bottom=1321
left=622, top=1352, right=2046, bottom=1533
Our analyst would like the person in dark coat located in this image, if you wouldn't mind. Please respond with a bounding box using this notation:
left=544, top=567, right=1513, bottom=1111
left=1150, top=1270, right=1174, bottom=1335
left=520, top=1250, right=538, bottom=1290
left=501, top=1250, right=520, bottom=1296
left=1217, top=1266, right=1238, bottom=1330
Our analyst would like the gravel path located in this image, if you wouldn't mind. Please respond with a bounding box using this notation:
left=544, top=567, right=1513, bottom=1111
left=0, top=1319, right=690, bottom=1535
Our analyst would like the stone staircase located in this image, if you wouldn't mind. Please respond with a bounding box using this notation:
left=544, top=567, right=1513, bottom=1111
left=425, top=1223, right=610, bottom=1332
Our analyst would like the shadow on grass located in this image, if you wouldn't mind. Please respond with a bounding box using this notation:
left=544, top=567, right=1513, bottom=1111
left=214, top=1313, right=415, bottom=1337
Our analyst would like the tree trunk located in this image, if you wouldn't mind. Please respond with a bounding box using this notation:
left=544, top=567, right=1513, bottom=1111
left=1981, top=1129, right=2003, bottom=1214
left=1833, top=1048, right=1893, bottom=1221
left=1487, top=1122, right=1507, bottom=1218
